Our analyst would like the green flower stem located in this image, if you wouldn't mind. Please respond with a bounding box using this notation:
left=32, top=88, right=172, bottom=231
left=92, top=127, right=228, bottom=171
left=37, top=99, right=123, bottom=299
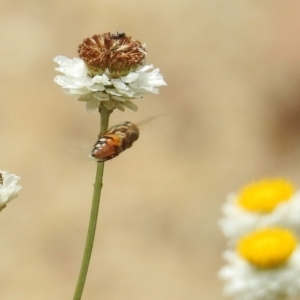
left=73, top=106, right=112, bottom=300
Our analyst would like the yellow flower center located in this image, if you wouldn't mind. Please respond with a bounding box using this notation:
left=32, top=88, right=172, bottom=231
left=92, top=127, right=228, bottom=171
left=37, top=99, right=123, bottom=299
left=237, top=179, right=295, bottom=212
left=237, top=228, right=297, bottom=268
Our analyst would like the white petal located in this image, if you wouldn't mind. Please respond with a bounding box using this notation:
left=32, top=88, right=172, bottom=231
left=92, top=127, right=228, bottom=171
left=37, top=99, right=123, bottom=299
left=122, top=100, right=138, bottom=112
left=105, top=89, right=123, bottom=97
left=136, top=64, right=154, bottom=72
left=111, top=95, right=127, bottom=102
left=129, top=83, right=157, bottom=93
left=118, top=66, right=167, bottom=97
left=54, top=56, right=166, bottom=111
left=94, top=92, right=110, bottom=101
left=146, top=69, right=167, bottom=86
left=116, top=89, right=136, bottom=97
left=111, top=79, right=128, bottom=90
left=0, top=171, right=22, bottom=209
left=219, top=191, right=300, bottom=243
left=54, top=56, right=87, bottom=77
left=87, top=83, right=105, bottom=92
left=112, top=100, right=125, bottom=111
left=86, top=97, right=100, bottom=112
left=92, top=74, right=111, bottom=85
left=78, top=94, right=91, bottom=102
left=54, top=75, right=93, bottom=89
left=137, top=69, right=167, bottom=87
left=108, top=81, right=136, bottom=97
left=102, top=100, right=116, bottom=110
left=120, top=72, right=139, bottom=83
left=219, top=248, right=300, bottom=300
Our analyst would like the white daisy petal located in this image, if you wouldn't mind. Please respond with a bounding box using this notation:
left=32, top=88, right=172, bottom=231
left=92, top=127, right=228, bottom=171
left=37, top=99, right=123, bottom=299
left=220, top=191, right=300, bottom=243
left=219, top=179, right=300, bottom=300
left=219, top=180, right=300, bottom=243
left=219, top=248, right=300, bottom=300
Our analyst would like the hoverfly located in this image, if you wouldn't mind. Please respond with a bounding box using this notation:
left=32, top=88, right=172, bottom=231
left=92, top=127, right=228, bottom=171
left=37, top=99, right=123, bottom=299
left=0, top=173, right=3, bottom=185
left=91, top=121, right=139, bottom=162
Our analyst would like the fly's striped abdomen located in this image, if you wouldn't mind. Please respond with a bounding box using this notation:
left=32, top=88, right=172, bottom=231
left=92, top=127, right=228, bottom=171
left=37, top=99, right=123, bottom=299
left=91, top=121, right=139, bottom=161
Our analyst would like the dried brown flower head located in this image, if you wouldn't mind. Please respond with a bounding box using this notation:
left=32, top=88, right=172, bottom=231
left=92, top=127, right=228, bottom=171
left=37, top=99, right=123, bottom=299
left=78, top=32, right=146, bottom=77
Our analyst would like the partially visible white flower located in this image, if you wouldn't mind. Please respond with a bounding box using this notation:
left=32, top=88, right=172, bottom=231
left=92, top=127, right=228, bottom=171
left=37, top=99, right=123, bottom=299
left=219, top=179, right=300, bottom=243
left=220, top=249, right=300, bottom=300
left=0, top=170, right=22, bottom=212
left=219, top=228, right=300, bottom=300
left=54, top=32, right=166, bottom=112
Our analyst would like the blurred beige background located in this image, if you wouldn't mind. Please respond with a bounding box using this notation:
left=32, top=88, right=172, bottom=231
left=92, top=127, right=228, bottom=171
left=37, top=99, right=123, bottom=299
left=1, top=1, right=300, bottom=299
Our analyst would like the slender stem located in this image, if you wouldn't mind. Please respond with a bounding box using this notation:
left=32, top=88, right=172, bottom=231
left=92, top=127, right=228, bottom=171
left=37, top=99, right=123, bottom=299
left=73, top=106, right=112, bottom=300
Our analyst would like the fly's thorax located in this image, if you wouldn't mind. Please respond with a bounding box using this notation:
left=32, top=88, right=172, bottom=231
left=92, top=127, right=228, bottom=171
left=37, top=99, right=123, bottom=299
left=126, top=122, right=139, bottom=141
left=105, top=121, right=138, bottom=135
left=106, top=121, right=139, bottom=149
left=121, top=122, right=139, bottom=149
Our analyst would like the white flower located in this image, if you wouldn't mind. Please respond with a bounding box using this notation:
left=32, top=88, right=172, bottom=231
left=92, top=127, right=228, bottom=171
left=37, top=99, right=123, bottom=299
left=54, top=33, right=166, bottom=111
left=220, top=228, right=300, bottom=300
left=54, top=56, right=166, bottom=112
left=219, top=248, right=300, bottom=300
left=219, top=179, right=300, bottom=243
left=0, top=170, right=22, bottom=211
left=219, top=192, right=300, bottom=243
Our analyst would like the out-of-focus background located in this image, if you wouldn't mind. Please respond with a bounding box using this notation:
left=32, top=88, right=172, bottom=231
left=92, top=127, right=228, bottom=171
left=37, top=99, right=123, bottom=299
left=1, top=1, right=300, bottom=299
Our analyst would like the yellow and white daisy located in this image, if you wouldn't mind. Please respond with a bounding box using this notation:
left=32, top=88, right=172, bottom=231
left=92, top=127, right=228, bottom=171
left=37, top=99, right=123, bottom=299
left=219, top=179, right=300, bottom=242
left=219, top=227, right=300, bottom=300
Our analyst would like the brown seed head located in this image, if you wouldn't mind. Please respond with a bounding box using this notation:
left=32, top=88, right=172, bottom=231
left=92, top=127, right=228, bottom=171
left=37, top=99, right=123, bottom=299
left=78, top=32, right=146, bottom=77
